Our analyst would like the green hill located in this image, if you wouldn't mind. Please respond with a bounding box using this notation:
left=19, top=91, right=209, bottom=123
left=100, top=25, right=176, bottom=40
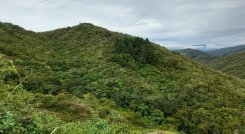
left=176, top=48, right=215, bottom=63
left=0, top=22, right=245, bottom=134
left=208, top=52, right=245, bottom=79
left=176, top=47, right=245, bottom=79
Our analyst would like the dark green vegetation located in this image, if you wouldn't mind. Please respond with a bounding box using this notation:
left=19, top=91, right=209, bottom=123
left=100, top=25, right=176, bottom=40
left=0, top=22, right=245, bottom=134
left=176, top=47, right=245, bottom=79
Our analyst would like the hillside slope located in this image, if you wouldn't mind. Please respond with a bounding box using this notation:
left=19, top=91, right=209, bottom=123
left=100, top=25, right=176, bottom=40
left=176, top=47, right=245, bottom=79
left=208, top=52, right=245, bottom=79
left=0, top=22, right=245, bottom=134
left=176, top=48, right=215, bottom=63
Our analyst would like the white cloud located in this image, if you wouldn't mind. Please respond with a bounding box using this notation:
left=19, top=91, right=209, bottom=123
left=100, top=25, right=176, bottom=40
left=0, top=0, right=245, bottom=49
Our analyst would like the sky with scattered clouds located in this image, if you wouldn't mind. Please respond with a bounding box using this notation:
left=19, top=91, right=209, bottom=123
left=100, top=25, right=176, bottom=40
left=1, top=0, right=245, bottom=49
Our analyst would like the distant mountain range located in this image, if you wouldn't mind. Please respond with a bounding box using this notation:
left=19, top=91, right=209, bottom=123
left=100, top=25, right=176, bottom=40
left=208, top=51, right=245, bottom=79
left=208, top=45, right=245, bottom=56
left=176, top=45, right=245, bottom=78
left=176, top=48, right=216, bottom=63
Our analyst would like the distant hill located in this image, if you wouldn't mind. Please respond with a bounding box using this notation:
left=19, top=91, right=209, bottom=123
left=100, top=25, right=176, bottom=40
left=208, top=44, right=245, bottom=56
left=176, top=48, right=215, bottom=63
left=0, top=22, right=244, bottom=133
left=208, top=52, right=245, bottom=79
left=176, top=46, right=245, bottom=79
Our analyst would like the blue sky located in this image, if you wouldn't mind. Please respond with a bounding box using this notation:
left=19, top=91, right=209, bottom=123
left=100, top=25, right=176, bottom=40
left=1, top=0, right=245, bottom=49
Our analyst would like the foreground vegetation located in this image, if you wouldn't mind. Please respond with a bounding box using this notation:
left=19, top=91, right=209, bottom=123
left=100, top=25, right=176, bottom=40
left=0, top=22, right=244, bottom=133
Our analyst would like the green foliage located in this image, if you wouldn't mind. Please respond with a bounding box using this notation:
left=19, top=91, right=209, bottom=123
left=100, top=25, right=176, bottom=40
left=0, top=111, right=16, bottom=132
left=0, top=22, right=244, bottom=133
left=149, top=109, right=164, bottom=125
left=58, top=116, right=128, bottom=134
left=113, top=37, right=159, bottom=66
left=111, top=53, right=139, bottom=69
left=0, top=57, right=131, bottom=133
left=0, top=55, right=17, bottom=81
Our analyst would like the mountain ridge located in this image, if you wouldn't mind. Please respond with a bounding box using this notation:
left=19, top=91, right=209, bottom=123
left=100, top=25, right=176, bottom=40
left=208, top=44, right=245, bottom=56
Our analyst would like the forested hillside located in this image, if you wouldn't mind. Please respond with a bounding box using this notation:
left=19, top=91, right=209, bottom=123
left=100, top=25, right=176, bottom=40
left=0, top=22, right=245, bottom=134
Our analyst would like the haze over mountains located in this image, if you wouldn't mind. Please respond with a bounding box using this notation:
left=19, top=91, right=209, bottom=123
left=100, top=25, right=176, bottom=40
left=0, top=22, right=244, bottom=134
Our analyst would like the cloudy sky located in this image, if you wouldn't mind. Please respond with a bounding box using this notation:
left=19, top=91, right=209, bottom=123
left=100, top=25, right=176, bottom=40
left=1, top=0, right=245, bottom=49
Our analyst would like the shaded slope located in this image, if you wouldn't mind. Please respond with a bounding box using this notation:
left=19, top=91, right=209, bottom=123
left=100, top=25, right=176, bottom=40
left=0, top=22, right=244, bottom=133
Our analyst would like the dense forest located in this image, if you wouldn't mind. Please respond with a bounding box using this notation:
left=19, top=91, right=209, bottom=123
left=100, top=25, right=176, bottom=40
left=0, top=22, right=244, bottom=134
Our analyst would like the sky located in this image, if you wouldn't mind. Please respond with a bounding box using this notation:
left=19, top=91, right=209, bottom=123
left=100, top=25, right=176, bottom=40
left=1, top=0, right=245, bottom=50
